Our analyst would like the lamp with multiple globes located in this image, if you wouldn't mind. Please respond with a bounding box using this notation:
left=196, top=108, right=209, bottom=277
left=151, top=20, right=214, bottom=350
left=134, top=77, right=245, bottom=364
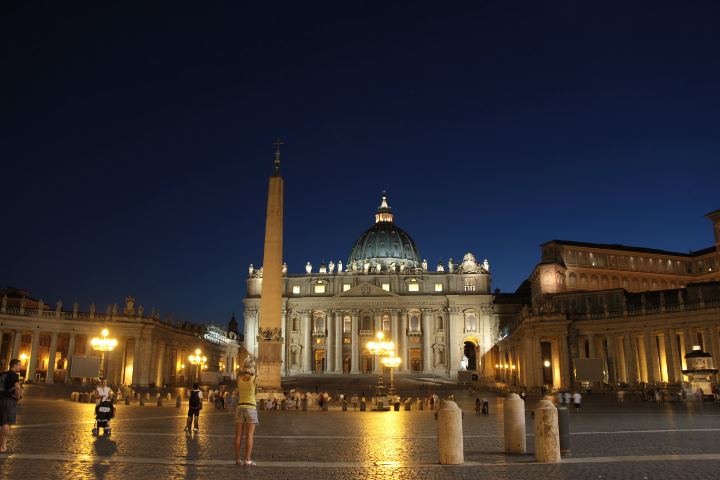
left=381, top=355, right=402, bottom=395
left=91, top=328, right=118, bottom=379
left=366, top=332, right=395, bottom=396
left=188, top=348, right=207, bottom=383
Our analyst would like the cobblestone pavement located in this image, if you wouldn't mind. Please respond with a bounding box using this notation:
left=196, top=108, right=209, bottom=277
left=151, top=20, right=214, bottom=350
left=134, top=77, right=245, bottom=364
left=2, top=390, right=720, bottom=479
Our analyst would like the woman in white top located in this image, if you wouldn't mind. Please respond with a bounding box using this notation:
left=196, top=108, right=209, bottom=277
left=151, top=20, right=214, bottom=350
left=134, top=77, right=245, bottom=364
left=94, top=379, right=113, bottom=404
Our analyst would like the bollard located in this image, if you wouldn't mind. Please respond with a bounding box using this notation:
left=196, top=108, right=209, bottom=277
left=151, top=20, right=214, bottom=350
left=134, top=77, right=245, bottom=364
left=437, top=400, right=464, bottom=464
left=418, top=398, right=424, bottom=410
left=533, top=400, right=560, bottom=462
left=125, top=395, right=131, bottom=405
left=145, top=392, right=150, bottom=400
left=176, top=396, right=182, bottom=408
left=167, top=393, right=172, bottom=401
left=404, top=399, right=411, bottom=411
left=302, top=398, right=308, bottom=411
left=139, top=396, right=145, bottom=406
left=342, top=400, right=348, bottom=411
left=504, top=393, right=527, bottom=454
left=557, top=406, right=570, bottom=454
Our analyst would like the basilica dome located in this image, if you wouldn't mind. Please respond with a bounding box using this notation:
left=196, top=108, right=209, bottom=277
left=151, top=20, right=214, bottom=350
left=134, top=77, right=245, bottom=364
left=348, top=194, right=421, bottom=268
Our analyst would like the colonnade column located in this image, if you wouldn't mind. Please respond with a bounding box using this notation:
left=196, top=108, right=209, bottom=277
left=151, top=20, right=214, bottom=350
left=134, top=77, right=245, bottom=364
left=27, top=330, right=40, bottom=382
left=45, top=331, right=59, bottom=384
left=350, top=310, right=359, bottom=374
left=625, top=334, right=639, bottom=384
left=587, top=333, right=596, bottom=358
left=334, top=312, right=343, bottom=373
left=614, top=334, right=627, bottom=383
left=421, top=309, right=432, bottom=373
left=325, top=310, right=334, bottom=374
left=131, top=336, right=141, bottom=386
left=663, top=330, right=678, bottom=384
left=560, top=335, right=571, bottom=388
left=604, top=335, right=616, bottom=383
left=390, top=310, right=399, bottom=358
left=702, top=327, right=716, bottom=358
left=682, top=328, right=695, bottom=370
left=64, top=333, right=76, bottom=384
left=302, top=311, right=312, bottom=373
left=10, top=330, right=22, bottom=367
left=644, top=331, right=660, bottom=384
left=400, top=310, right=408, bottom=372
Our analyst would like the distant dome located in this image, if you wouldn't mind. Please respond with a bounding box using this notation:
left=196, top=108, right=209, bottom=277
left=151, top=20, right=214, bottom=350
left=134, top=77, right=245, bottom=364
left=348, top=193, right=421, bottom=268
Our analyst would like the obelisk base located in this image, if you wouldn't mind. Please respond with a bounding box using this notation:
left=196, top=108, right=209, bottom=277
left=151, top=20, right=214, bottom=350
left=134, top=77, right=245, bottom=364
left=256, top=340, right=283, bottom=396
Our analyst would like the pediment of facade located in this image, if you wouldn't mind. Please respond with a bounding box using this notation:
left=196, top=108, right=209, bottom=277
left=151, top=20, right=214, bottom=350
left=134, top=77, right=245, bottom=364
left=337, top=282, right=398, bottom=298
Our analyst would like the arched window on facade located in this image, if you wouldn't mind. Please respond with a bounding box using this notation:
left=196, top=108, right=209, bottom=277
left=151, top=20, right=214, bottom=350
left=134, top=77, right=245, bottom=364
left=409, top=314, right=420, bottom=332
left=465, top=314, right=478, bottom=332
left=568, top=273, right=577, bottom=289
left=580, top=275, right=588, bottom=289
left=361, top=315, right=372, bottom=331
left=314, top=315, right=325, bottom=333
left=343, top=315, right=351, bottom=333
left=382, top=314, right=391, bottom=332
left=591, top=275, right=599, bottom=289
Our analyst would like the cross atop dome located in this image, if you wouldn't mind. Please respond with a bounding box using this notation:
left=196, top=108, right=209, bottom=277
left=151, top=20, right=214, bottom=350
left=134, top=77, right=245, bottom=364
left=375, top=191, right=394, bottom=223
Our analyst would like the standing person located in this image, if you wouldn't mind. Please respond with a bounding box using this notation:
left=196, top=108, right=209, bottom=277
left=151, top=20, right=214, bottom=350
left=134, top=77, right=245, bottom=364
left=235, top=370, right=258, bottom=466
left=475, top=398, right=481, bottom=415
left=572, top=391, right=582, bottom=411
left=0, top=359, right=23, bottom=453
left=94, top=378, right=113, bottom=404
left=185, top=383, right=203, bottom=433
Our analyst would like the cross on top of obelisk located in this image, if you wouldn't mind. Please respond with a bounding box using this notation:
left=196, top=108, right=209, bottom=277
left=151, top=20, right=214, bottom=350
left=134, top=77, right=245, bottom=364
left=273, top=137, right=284, bottom=175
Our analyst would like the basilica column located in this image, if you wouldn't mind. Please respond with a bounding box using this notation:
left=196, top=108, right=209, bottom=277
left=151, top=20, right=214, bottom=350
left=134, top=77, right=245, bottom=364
left=624, top=334, right=639, bottom=384
left=325, top=310, right=334, bottom=373
left=400, top=310, right=408, bottom=372
left=131, top=336, right=142, bottom=386
left=421, top=309, right=432, bottom=373
left=614, top=334, right=627, bottom=383
left=587, top=333, right=596, bottom=358
left=604, top=335, right=615, bottom=383
left=27, top=330, right=41, bottom=382
left=373, top=310, right=382, bottom=374
left=45, top=331, right=59, bottom=384
left=302, top=311, right=312, bottom=373
left=280, top=309, right=287, bottom=373
left=64, top=333, right=76, bottom=383
left=334, top=311, right=343, bottom=373
left=351, top=310, right=360, bottom=374
left=682, top=328, right=695, bottom=370
left=390, top=310, right=399, bottom=357
left=702, top=327, right=716, bottom=358
left=666, top=329, right=681, bottom=383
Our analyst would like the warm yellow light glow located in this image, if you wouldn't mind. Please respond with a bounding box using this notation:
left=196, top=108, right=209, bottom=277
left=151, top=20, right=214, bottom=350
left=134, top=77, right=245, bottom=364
left=692, top=345, right=701, bottom=351
left=511, top=365, right=516, bottom=370
left=543, top=360, right=551, bottom=367
left=195, top=348, right=201, bottom=355
left=376, top=332, right=384, bottom=340
left=101, top=328, right=109, bottom=337
left=495, top=364, right=499, bottom=368
left=20, top=353, right=28, bottom=361
left=382, top=356, right=401, bottom=368
left=180, top=364, right=185, bottom=369
left=91, top=329, right=118, bottom=352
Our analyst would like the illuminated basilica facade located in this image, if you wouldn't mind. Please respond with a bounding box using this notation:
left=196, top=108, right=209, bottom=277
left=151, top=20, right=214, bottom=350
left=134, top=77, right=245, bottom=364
left=243, top=195, right=498, bottom=379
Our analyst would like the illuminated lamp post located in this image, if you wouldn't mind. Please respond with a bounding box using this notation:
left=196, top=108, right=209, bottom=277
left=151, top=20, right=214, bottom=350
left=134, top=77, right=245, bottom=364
left=19, top=353, right=28, bottom=381
left=91, top=328, right=118, bottom=380
left=366, top=332, right=395, bottom=396
left=381, top=355, right=401, bottom=396
left=188, top=349, right=207, bottom=384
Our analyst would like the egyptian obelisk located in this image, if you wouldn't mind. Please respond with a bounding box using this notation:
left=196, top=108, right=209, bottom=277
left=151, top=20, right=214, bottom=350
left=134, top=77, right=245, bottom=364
left=256, top=139, right=284, bottom=391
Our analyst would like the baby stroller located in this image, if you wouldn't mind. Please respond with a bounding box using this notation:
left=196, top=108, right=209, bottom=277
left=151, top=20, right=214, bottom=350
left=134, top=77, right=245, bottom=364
left=92, top=399, right=115, bottom=436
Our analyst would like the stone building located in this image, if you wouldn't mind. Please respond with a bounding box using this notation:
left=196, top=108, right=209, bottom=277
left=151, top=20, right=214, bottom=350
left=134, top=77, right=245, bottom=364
left=494, top=209, right=720, bottom=393
left=0, top=288, right=240, bottom=387
left=243, top=194, right=498, bottom=379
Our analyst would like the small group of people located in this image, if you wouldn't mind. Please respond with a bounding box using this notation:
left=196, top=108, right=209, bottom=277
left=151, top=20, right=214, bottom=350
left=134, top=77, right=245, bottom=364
left=555, top=391, right=582, bottom=410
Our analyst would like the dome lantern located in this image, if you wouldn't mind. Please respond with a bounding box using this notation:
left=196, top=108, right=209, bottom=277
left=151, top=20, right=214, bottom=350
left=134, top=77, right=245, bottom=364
left=375, top=191, right=394, bottom=223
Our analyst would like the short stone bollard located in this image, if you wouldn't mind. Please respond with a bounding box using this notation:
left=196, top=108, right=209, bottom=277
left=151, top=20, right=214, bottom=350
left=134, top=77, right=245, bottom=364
left=503, top=393, right=526, bottom=454
left=557, top=406, right=570, bottom=454
left=418, top=398, right=424, bottom=410
left=145, top=392, right=150, bottom=400
left=166, top=393, right=172, bottom=401
left=533, top=400, right=561, bottom=463
left=404, top=399, right=411, bottom=411
left=70, top=392, right=78, bottom=402
left=176, top=396, right=182, bottom=408
left=139, top=396, right=145, bottom=406
left=125, top=395, right=131, bottom=405
left=437, top=400, right=464, bottom=465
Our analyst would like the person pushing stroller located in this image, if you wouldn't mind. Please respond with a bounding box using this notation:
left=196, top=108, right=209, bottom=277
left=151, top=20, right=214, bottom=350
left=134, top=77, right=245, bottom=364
left=93, top=398, right=115, bottom=436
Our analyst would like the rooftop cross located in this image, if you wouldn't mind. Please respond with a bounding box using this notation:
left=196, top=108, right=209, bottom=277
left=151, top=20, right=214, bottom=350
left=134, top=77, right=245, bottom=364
left=272, top=137, right=284, bottom=175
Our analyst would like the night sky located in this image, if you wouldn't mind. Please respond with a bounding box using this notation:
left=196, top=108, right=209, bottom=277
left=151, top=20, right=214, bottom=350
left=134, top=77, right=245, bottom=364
left=2, top=1, right=719, bottom=327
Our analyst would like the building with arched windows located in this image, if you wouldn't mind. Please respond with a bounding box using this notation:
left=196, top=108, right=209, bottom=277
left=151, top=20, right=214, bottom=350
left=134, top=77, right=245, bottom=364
left=243, top=194, right=498, bottom=379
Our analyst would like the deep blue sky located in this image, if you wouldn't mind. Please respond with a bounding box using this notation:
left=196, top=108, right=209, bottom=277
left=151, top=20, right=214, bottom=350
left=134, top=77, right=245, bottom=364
left=2, top=1, right=718, bottom=327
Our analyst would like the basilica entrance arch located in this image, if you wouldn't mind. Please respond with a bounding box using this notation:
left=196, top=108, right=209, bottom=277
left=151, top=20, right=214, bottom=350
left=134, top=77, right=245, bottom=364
left=463, top=337, right=480, bottom=372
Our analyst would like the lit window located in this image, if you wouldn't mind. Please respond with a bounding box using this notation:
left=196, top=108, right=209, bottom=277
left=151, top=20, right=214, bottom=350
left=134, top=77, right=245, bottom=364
left=343, top=284, right=351, bottom=292
left=381, top=283, right=390, bottom=291
left=314, top=284, right=326, bottom=294
left=292, top=285, right=300, bottom=294
left=464, top=283, right=475, bottom=292
left=408, top=283, right=420, bottom=292
left=434, top=283, right=443, bottom=292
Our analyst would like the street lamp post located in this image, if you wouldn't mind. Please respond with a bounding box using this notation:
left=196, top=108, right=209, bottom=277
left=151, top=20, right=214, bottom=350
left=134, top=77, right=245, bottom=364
left=366, top=332, right=395, bottom=397
left=381, top=355, right=401, bottom=396
left=91, top=328, right=118, bottom=380
left=188, top=349, right=207, bottom=384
